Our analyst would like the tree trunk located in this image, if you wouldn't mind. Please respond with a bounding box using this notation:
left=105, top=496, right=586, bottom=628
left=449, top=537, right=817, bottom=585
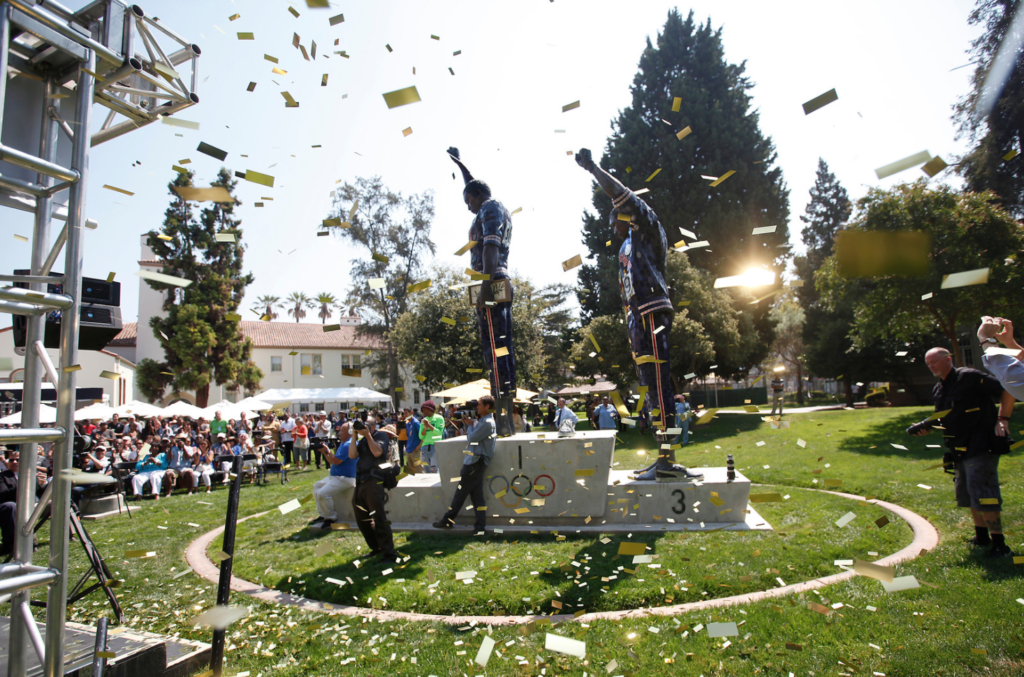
left=196, top=382, right=210, bottom=408
left=943, top=326, right=962, bottom=367
left=388, top=343, right=400, bottom=410
left=796, top=363, right=805, bottom=405
left=844, top=376, right=854, bottom=408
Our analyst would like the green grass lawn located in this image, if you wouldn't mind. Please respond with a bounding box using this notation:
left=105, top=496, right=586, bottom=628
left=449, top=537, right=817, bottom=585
left=8, top=405, right=1024, bottom=676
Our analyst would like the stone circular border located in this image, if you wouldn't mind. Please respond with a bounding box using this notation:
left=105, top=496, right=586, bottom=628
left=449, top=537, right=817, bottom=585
left=184, top=487, right=939, bottom=626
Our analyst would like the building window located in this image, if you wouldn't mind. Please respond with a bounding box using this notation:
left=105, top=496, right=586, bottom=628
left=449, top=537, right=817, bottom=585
left=299, top=403, right=309, bottom=413
left=958, top=333, right=974, bottom=367
left=271, top=356, right=282, bottom=372
left=414, top=389, right=420, bottom=405
left=301, top=353, right=323, bottom=375
left=353, top=353, right=361, bottom=369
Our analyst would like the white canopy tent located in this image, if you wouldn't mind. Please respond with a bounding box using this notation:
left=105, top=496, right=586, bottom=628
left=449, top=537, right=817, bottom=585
left=257, top=387, right=393, bottom=407
left=74, top=403, right=117, bottom=421
left=236, top=397, right=274, bottom=411
left=0, top=404, right=57, bottom=425
left=160, top=400, right=207, bottom=419
left=113, top=400, right=164, bottom=418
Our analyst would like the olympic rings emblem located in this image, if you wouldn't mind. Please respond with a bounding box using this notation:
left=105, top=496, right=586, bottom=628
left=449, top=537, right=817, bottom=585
left=488, top=473, right=557, bottom=507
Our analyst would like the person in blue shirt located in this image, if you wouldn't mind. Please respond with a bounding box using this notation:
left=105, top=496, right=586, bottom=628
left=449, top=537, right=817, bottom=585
left=674, top=394, right=692, bottom=446
left=433, top=396, right=497, bottom=534
left=448, top=147, right=516, bottom=437
left=132, top=444, right=169, bottom=500
left=595, top=396, right=619, bottom=430
left=310, top=422, right=357, bottom=529
left=404, top=409, right=422, bottom=474
left=576, top=147, right=702, bottom=482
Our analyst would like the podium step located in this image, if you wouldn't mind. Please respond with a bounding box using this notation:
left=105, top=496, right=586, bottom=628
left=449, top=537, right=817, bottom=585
left=0, top=617, right=210, bottom=677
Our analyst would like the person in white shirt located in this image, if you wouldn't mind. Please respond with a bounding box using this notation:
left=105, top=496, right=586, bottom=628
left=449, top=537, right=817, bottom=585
left=279, top=414, right=296, bottom=465
left=979, top=316, right=1024, bottom=401
left=552, top=398, right=579, bottom=432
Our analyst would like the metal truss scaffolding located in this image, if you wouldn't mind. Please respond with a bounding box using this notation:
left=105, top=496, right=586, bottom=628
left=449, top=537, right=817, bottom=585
left=0, top=2, right=198, bottom=675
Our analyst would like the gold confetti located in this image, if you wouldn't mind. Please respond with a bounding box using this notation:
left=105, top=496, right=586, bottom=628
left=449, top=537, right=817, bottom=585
left=103, top=184, right=134, bottom=196
left=562, top=100, right=580, bottom=112
left=382, top=86, right=421, bottom=109
left=709, top=171, right=735, bottom=187
left=671, top=97, right=681, bottom=112
left=676, top=126, right=692, bottom=140
left=802, top=88, right=838, bottom=115
left=562, top=254, right=583, bottom=271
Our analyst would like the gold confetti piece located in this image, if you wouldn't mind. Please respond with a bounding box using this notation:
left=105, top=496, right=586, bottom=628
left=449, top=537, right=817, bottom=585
left=511, top=207, right=522, bottom=215
left=244, top=170, right=275, bottom=188
left=802, top=88, right=838, bottom=115
left=272, top=66, right=288, bottom=75
left=880, top=575, right=920, bottom=592
left=124, top=550, right=155, bottom=559
left=103, top=184, right=134, bottom=196
left=562, top=255, right=583, bottom=271
left=924, top=408, right=952, bottom=422
left=136, top=270, right=192, bottom=288
left=288, top=6, right=300, bottom=17
left=431, top=34, right=440, bottom=40
left=278, top=499, right=301, bottom=515
left=854, top=559, right=895, bottom=582
left=748, top=493, right=784, bottom=503
left=196, top=142, right=228, bottom=161
left=808, top=602, right=833, bottom=616
left=676, top=126, right=692, bottom=140
left=574, top=469, right=594, bottom=477
left=246, top=82, right=256, bottom=92
left=618, top=542, right=646, bottom=556
left=823, top=479, right=843, bottom=487
left=402, top=127, right=413, bottom=137
left=562, top=100, right=580, bottom=112
left=494, top=346, right=509, bottom=357
left=225, top=313, right=242, bottom=322
left=214, top=550, right=232, bottom=562
left=13, top=234, right=28, bottom=242
left=174, top=186, right=235, bottom=203
left=474, top=635, right=496, bottom=667
left=752, top=225, right=777, bottom=235
left=191, top=605, right=248, bottom=630
left=514, top=507, right=530, bottom=514
left=330, top=13, right=345, bottom=25
left=214, top=232, right=238, bottom=244
left=875, top=150, right=931, bottom=179
left=875, top=516, right=890, bottom=528
left=941, top=267, right=989, bottom=289
left=921, top=156, right=948, bottom=177
left=382, top=85, right=421, bottom=109
left=440, top=317, right=456, bottom=326
left=98, top=370, right=120, bottom=380
left=545, top=633, right=586, bottom=658
left=672, top=97, right=682, bottom=112
left=161, top=117, right=199, bottom=130
left=835, top=511, right=856, bottom=527
left=408, top=280, right=432, bottom=293
left=321, top=73, right=329, bottom=86
left=341, top=367, right=362, bottom=377
left=106, top=272, right=116, bottom=283
left=229, top=13, right=240, bottom=21
left=835, top=230, right=931, bottom=278
left=708, top=170, right=735, bottom=187
left=370, top=252, right=390, bottom=264
left=237, top=32, right=254, bottom=40
left=645, top=168, right=662, bottom=182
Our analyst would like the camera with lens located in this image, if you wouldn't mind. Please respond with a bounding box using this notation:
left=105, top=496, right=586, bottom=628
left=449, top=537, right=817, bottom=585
left=905, top=421, right=930, bottom=436
left=352, top=419, right=366, bottom=431
left=309, top=436, right=340, bottom=450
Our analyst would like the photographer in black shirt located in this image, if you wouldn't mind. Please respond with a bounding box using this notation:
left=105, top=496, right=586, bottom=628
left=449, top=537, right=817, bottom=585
left=349, top=417, right=399, bottom=563
left=908, top=347, right=1016, bottom=558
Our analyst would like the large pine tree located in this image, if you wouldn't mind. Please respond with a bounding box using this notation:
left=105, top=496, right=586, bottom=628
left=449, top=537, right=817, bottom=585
left=578, top=9, right=791, bottom=326
left=953, top=0, right=1024, bottom=218
left=793, top=159, right=851, bottom=306
left=136, top=169, right=262, bottom=407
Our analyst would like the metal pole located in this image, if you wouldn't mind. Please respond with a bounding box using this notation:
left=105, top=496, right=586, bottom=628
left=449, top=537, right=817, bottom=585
left=44, top=51, right=95, bottom=677
left=90, top=617, right=108, bottom=677
left=209, top=455, right=244, bottom=677
left=0, top=7, right=9, bottom=134
left=7, top=70, right=59, bottom=677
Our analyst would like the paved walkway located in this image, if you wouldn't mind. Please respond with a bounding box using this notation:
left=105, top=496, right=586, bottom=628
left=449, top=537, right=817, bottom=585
left=715, top=404, right=849, bottom=415
left=184, top=486, right=938, bottom=626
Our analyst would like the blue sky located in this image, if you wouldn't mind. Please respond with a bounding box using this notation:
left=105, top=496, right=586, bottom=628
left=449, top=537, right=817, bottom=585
left=2, top=0, right=982, bottom=323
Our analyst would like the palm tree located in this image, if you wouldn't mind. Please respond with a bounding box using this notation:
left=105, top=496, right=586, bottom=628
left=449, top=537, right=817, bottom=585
left=251, top=294, right=282, bottom=320
left=285, top=292, right=313, bottom=323
left=316, top=292, right=337, bottom=324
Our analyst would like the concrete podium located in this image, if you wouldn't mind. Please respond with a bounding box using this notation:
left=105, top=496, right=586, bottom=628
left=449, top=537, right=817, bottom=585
left=327, top=430, right=771, bottom=532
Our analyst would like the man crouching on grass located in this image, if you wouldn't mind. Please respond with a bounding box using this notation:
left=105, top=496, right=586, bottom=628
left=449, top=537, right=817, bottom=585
left=432, top=396, right=496, bottom=535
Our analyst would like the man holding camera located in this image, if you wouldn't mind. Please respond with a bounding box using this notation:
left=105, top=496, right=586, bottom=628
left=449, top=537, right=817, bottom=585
left=908, top=347, right=1015, bottom=558
left=349, top=417, right=399, bottom=562
left=433, top=396, right=496, bottom=534
left=310, top=422, right=356, bottom=530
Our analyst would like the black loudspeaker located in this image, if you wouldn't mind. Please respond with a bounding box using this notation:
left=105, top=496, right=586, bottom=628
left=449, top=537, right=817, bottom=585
left=12, top=304, right=123, bottom=351
left=11, top=270, right=122, bottom=351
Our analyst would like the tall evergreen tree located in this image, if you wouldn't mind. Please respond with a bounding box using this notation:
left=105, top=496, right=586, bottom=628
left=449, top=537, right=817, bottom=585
left=793, top=159, right=852, bottom=306
left=953, top=0, right=1024, bottom=218
left=136, top=169, right=262, bottom=407
left=578, top=8, right=790, bottom=326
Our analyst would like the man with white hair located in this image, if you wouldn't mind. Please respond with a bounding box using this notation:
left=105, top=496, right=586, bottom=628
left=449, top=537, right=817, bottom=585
left=310, top=422, right=356, bottom=529
left=908, top=345, right=1015, bottom=558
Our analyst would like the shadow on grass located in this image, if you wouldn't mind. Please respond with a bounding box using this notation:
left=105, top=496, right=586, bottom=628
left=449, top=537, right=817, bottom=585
left=833, top=408, right=938, bottom=460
